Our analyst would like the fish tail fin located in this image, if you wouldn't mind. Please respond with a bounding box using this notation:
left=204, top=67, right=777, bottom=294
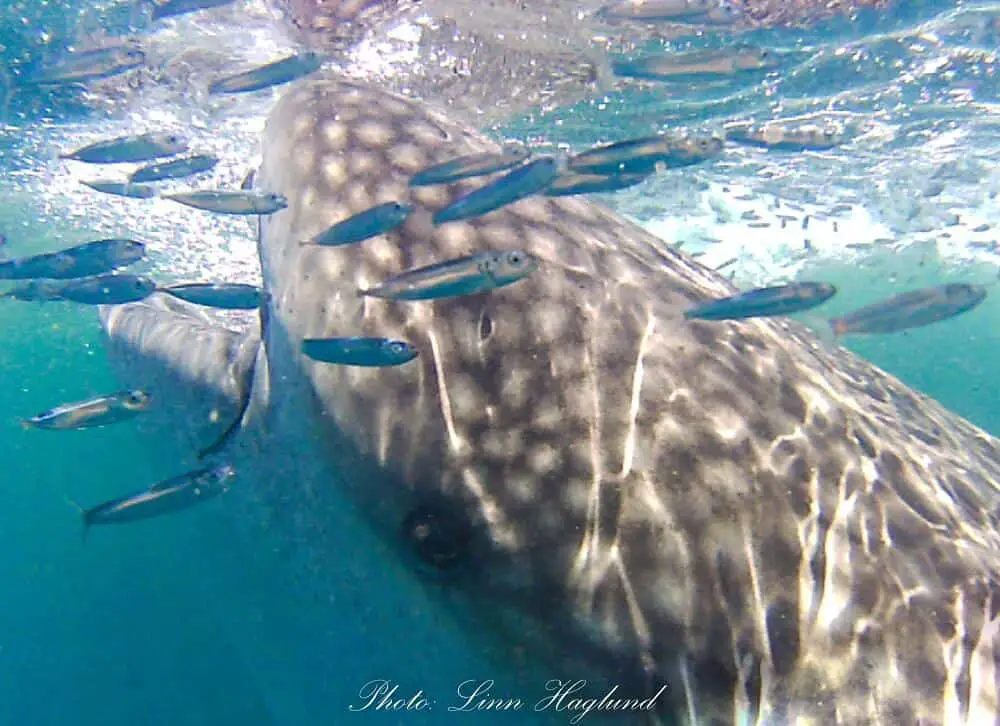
left=19, top=419, right=33, bottom=430
left=64, top=496, right=90, bottom=543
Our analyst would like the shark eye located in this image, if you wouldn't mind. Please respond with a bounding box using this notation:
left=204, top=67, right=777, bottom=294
left=401, top=497, right=474, bottom=577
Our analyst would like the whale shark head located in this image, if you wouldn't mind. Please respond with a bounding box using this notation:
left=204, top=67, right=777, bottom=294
left=101, top=79, right=1000, bottom=725
left=238, top=79, right=1000, bottom=724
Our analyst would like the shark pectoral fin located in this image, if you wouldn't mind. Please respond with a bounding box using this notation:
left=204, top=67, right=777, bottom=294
left=99, top=293, right=259, bottom=454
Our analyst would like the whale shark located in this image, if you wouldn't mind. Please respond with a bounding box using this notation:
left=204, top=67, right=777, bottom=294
left=99, top=78, right=1000, bottom=725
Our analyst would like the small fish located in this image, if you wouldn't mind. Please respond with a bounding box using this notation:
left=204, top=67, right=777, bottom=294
left=360, top=250, right=539, bottom=301
left=129, top=154, right=218, bottom=183
left=80, top=180, right=158, bottom=199
left=612, top=47, right=778, bottom=82
left=0, top=239, right=146, bottom=280
left=409, top=148, right=531, bottom=187
left=304, top=202, right=412, bottom=246
left=432, top=158, right=559, bottom=225
left=164, top=190, right=288, bottom=215
left=48, top=274, right=157, bottom=305
left=685, top=281, right=837, bottom=321
left=302, top=337, right=419, bottom=367
left=726, top=122, right=844, bottom=152
left=829, top=284, right=987, bottom=336
left=161, top=282, right=265, bottom=310
left=598, top=0, right=723, bottom=20
left=61, top=133, right=188, bottom=164
left=24, top=46, right=145, bottom=86
left=76, top=464, right=235, bottom=539
left=151, top=0, right=237, bottom=20
left=544, top=171, right=651, bottom=197
left=208, top=52, right=324, bottom=95
left=568, top=133, right=723, bottom=176
left=22, top=390, right=151, bottom=431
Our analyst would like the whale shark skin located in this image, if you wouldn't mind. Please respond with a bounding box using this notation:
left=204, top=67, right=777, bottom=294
left=100, top=78, right=1000, bottom=725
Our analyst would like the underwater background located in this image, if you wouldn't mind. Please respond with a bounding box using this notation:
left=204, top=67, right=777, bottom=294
left=3, top=0, right=1000, bottom=724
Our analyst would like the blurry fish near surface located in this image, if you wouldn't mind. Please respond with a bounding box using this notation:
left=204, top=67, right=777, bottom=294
left=72, top=464, right=236, bottom=541
left=0, top=239, right=146, bottom=280
left=302, top=337, right=419, bottom=367
left=597, top=0, right=739, bottom=22
left=725, top=120, right=846, bottom=151
left=21, top=390, right=152, bottom=431
left=303, top=202, right=412, bottom=247
left=160, top=282, right=266, bottom=310
left=409, top=147, right=531, bottom=187
left=829, top=283, right=988, bottom=336
left=208, top=52, right=325, bottom=95
left=432, top=157, right=560, bottom=225
left=163, top=190, right=288, bottom=215
left=684, top=281, right=838, bottom=321
left=60, top=133, right=188, bottom=164
left=360, top=250, right=539, bottom=301
left=568, top=132, right=723, bottom=176
left=612, top=46, right=779, bottom=82
left=80, top=179, right=158, bottom=199
left=128, top=154, right=218, bottom=184
left=20, top=46, right=146, bottom=86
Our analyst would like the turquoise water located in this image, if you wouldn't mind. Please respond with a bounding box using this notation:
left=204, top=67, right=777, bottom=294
left=3, top=1, right=1000, bottom=725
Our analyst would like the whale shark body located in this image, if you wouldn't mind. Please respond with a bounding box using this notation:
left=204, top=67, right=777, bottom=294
left=99, top=79, right=1000, bottom=725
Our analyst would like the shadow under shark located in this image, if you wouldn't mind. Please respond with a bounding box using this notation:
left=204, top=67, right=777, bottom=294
left=100, top=79, right=1000, bottom=725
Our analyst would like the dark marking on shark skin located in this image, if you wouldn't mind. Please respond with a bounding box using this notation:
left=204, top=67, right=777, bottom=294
left=101, top=78, right=1000, bottom=725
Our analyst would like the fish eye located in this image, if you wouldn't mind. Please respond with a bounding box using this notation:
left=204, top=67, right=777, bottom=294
left=387, top=341, right=410, bottom=356
left=506, top=251, right=525, bottom=266
left=401, top=497, right=474, bottom=577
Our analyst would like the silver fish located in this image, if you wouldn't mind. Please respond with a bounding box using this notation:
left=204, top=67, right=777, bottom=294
left=208, top=52, right=325, bottom=95
left=164, top=190, right=288, bottom=215
left=77, top=464, right=235, bottom=539
left=598, top=0, right=738, bottom=21
left=568, top=133, right=723, bottom=176
left=55, top=274, right=157, bottom=305
left=726, top=121, right=845, bottom=151
left=161, top=282, right=265, bottom=310
left=830, top=283, right=987, bottom=336
left=80, top=180, right=158, bottom=199
left=302, top=337, right=419, bottom=367
left=684, top=281, right=837, bottom=321
left=409, top=147, right=531, bottom=187
left=0, top=239, right=146, bottom=280
left=304, top=202, right=412, bottom=246
left=432, top=158, right=559, bottom=225
left=612, top=47, right=779, bottom=82
left=60, top=133, right=188, bottom=164
left=24, top=46, right=145, bottom=86
left=128, top=154, right=218, bottom=183
left=22, top=390, right=152, bottom=431
left=360, top=250, right=539, bottom=301
left=151, top=0, right=237, bottom=21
